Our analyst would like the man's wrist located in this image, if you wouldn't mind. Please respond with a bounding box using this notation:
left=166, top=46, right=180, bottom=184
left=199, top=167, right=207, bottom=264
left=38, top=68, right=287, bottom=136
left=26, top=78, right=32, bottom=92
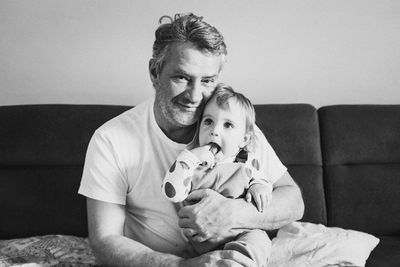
left=230, top=198, right=261, bottom=229
left=227, top=197, right=246, bottom=228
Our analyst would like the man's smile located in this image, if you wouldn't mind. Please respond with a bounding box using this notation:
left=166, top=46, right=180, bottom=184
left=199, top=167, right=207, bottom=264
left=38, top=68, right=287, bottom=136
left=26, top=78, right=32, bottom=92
left=176, top=101, right=202, bottom=112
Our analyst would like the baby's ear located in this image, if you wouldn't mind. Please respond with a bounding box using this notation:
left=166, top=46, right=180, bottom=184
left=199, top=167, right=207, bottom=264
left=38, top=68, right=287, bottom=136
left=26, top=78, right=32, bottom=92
left=240, top=133, right=251, bottom=148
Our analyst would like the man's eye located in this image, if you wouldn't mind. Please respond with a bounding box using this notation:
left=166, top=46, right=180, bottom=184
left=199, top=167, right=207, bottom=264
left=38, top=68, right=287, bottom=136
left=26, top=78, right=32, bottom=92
left=174, top=76, right=189, bottom=82
left=202, top=78, right=215, bottom=85
left=224, top=122, right=234, bottom=129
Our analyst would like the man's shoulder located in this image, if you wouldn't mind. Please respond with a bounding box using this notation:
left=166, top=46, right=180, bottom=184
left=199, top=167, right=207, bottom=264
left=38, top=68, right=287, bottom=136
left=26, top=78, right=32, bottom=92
left=97, top=98, right=153, bottom=135
left=253, top=126, right=271, bottom=146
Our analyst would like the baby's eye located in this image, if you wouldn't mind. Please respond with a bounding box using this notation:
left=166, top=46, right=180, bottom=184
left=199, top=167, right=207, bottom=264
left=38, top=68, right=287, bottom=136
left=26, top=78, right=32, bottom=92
left=203, top=118, right=213, bottom=126
left=224, top=122, right=234, bottom=129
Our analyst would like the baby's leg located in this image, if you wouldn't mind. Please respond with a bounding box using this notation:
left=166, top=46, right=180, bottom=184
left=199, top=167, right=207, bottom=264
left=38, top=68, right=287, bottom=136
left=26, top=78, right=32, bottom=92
left=224, top=229, right=271, bottom=267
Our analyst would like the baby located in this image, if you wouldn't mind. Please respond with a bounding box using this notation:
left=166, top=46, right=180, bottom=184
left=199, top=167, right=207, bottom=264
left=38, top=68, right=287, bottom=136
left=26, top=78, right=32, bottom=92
left=162, top=84, right=273, bottom=266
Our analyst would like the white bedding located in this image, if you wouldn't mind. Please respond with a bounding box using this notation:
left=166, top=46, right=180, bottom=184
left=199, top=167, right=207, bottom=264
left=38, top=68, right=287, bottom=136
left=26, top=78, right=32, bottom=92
left=268, top=222, right=380, bottom=267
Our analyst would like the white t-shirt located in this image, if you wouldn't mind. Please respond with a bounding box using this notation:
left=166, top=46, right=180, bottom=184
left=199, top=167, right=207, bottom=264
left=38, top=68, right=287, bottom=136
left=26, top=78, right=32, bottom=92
left=78, top=97, right=287, bottom=256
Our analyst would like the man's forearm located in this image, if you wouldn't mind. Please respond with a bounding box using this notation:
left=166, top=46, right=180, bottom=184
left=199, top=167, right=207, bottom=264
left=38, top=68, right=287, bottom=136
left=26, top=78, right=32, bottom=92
left=178, top=172, right=304, bottom=243
left=234, top=182, right=304, bottom=230
left=91, top=234, right=182, bottom=267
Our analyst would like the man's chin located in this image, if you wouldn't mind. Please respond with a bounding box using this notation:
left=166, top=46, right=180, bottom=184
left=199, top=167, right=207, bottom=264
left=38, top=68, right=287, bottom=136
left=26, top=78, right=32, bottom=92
left=174, top=113, right=200, bottom=127
left=170, top=117, right=195, bottom=128
left=179, top=120, right=198, bottom=128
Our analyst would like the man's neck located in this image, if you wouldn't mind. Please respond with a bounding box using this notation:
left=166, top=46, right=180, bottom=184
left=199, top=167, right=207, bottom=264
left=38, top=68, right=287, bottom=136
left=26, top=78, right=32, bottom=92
left=153, top=106, right=197, bottom=144
left=167, top=125, right=197, bottom=144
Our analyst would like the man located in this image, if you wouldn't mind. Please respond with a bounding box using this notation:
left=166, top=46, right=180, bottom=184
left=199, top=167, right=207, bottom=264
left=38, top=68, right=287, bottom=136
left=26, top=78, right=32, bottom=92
left=78, top=13, right=304, bottom=267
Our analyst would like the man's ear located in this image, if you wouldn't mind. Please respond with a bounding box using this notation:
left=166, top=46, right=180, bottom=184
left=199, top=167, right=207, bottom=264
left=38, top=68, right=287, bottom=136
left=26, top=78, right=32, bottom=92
left=149, top=59, right=158, bottom=86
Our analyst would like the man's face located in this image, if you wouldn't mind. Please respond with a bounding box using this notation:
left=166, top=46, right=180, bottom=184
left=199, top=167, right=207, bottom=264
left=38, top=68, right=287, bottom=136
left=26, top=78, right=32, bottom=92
left=151, top=42, right=224, bottom=132
left=199, top=97, right=250, bottom=161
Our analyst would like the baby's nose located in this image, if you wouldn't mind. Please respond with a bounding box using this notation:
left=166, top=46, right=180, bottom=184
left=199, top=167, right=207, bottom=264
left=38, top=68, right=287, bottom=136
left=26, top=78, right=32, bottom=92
left=210, top=128, right=219, bottom=136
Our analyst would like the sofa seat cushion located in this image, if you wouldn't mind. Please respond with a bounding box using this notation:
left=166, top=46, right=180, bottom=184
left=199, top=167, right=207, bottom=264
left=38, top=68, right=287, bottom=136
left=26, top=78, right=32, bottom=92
left=0, top=235, right=96, bottom=266
left=366, top=236, right=400, bottom=267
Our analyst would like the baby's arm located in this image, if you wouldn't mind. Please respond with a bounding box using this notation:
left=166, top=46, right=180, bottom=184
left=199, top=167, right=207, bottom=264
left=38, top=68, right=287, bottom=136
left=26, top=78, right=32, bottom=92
left=246, top=181, right=273, bottom=212
left=244, top=153, right=273, bottom=212
left=162, top=146, right=215, bottom=202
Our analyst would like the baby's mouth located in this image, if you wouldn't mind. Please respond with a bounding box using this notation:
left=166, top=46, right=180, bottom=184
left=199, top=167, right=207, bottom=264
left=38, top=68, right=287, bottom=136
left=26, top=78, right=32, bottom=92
left=208, top=142, right=221, bottom=155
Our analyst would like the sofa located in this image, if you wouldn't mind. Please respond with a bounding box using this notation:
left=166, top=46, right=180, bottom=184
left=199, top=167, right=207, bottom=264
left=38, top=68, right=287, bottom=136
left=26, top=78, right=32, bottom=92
left=0, top=103, right=399, bottom=266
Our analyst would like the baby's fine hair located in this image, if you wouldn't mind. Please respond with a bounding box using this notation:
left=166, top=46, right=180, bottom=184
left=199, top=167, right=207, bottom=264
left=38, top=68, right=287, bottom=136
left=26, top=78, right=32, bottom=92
left=210, top=83, right=256, bottom=144
left=150, top=13, right=227, bottom=76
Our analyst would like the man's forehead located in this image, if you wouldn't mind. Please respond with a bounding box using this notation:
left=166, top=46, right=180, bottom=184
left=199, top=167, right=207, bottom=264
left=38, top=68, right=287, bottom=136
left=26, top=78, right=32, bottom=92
left=166, top=42, right=224, bottom=75
left=172, top=63, right=220, bottom=77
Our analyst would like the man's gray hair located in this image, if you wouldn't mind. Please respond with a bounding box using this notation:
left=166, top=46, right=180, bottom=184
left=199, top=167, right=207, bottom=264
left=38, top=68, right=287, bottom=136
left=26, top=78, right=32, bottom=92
left=150, top=13, right=227, bottom=75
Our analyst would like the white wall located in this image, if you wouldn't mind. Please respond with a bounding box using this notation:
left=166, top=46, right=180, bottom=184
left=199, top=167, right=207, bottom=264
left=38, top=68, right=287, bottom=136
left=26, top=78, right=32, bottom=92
left=1, top=0, right=399, bottom=107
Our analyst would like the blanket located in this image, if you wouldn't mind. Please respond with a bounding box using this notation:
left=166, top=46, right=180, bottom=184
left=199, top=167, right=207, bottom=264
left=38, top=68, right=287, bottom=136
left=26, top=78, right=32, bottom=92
left=0, top=235, right=95, bottom=266
left=0, top=222, right=379, bottom=267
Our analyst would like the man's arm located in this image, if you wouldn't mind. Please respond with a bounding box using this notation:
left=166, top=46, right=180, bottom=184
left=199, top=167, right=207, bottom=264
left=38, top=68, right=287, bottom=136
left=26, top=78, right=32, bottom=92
left=87, top=198, right=256, bottom=267
left=87, top=198, right=182, bottom=267
left=236, top=171, right=304, bottom=229
left=178, top=171, right=304, bottom=243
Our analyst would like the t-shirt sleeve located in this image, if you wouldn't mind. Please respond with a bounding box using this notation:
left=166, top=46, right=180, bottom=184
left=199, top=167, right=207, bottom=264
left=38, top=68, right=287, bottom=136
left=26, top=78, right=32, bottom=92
left=252, top=126, right=287, bottom=184
left=78, top=130, right=128, bottom=205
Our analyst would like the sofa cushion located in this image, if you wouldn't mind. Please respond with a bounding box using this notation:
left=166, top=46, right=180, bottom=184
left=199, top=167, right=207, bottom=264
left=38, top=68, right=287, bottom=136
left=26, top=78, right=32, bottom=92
left=319, top=105, right=400, bottom=235
left=0, top=167, right=87, bottom=239
left=0, top=105, right=130, bottom=239
left=366, top=235, right=400, bottom=267
left=0, top=104, right=323, bottom=238
left=255, top=104, right=325, bottom=224
left=0, top=105, right=131, bottom=165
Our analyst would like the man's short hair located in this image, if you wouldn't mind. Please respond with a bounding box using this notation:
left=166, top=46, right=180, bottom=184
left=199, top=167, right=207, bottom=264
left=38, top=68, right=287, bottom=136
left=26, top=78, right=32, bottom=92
left=150, top=13, right=227, bottom=75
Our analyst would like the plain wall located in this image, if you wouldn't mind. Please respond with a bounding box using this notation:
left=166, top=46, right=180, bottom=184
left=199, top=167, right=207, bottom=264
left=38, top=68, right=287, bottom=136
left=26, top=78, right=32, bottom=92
left=1, top=0, right=399, bottom=107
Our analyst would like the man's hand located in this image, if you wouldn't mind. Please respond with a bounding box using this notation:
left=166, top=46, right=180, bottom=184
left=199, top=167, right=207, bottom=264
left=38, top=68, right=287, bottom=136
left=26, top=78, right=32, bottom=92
left=179, top=249, right=256, bottom=267
left=178, top=189, right=238, bottom=243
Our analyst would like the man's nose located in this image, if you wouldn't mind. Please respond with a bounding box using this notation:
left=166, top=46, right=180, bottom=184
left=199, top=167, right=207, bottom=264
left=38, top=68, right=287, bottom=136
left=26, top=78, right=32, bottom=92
left=186, top=82, right=204, bottom=103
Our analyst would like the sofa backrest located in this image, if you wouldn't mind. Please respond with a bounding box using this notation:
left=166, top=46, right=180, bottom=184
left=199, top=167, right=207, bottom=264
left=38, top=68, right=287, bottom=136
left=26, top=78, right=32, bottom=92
left=319, top=105, right=400, bottom=236
left=255, top=104, right=326, bottom=225
left=1, top=103, right=398, bottom=239
left=0, top=104, right=131, bottom=239
left=0, top=103, right=324, bottom=239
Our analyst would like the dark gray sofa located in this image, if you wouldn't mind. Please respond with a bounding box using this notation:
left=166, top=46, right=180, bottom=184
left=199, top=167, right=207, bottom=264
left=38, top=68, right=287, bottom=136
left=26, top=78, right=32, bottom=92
left=0, top=104, right=399, bottom=266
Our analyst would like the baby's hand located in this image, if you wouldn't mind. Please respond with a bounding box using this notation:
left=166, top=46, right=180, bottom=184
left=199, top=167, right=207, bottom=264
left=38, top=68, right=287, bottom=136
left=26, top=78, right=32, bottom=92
left=246, top=183, right=272, bottom=212
left=190, top=145, right=216, bottom=168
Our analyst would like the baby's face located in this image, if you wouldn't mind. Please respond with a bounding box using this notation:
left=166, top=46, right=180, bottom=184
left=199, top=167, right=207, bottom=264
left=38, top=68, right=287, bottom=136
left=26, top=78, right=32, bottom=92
left=199, top=97, right=249, bottom=161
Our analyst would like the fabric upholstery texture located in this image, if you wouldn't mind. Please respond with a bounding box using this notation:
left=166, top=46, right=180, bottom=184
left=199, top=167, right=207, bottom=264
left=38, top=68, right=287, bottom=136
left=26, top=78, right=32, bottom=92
left=1, top=103, right=398, bottom=267
left=366, top=236, right=400, bottom=266
left=319, top=105, right=400, bottom=236
left=255, top=104, right=325, bottom=225
left=0, top=104, right=130, bottom=165
left=0, top=105, right=131, bottom=238
left=0, top=166, right=87, bottom=239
